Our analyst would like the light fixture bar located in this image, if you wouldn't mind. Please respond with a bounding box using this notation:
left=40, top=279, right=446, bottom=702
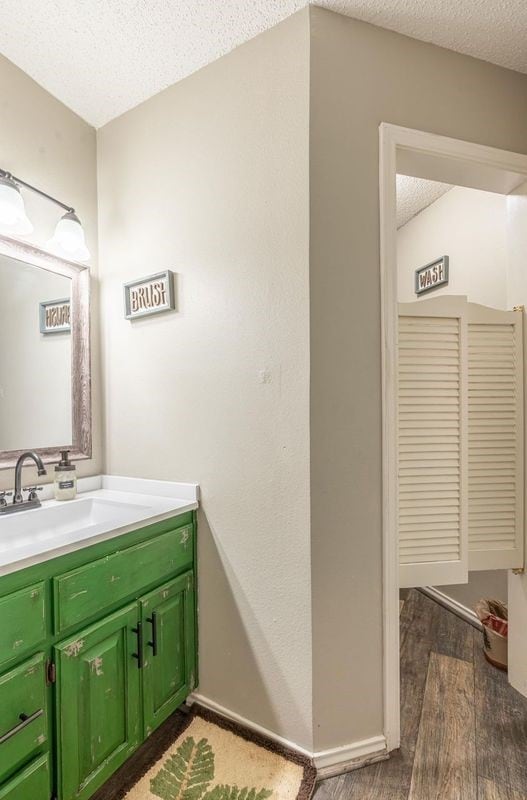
left=0, top=168, right=74, bottom=214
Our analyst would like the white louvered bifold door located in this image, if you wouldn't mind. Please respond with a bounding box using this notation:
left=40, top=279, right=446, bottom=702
left=398, top=296, right=468, bottom=588
left=467, top=302, right=524, bottom=571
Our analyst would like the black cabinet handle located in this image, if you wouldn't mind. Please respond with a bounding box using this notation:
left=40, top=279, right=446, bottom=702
left=0, top=709, right=44, bottom=745
left=132, top=622, right=144, bottom=669
left=147, top=611, right=158, bottom=656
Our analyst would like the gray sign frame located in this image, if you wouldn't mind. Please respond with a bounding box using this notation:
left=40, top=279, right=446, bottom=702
left=124, top=270, right=175, bottom=320
left=415, top=256, right=449, bottom=296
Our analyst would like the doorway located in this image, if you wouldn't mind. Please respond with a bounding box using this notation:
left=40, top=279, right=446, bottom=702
left=379, top=123, right=527, bottom=752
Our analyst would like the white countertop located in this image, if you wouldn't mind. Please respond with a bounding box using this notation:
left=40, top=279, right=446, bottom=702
left=0, top=475, right=199, bottom=577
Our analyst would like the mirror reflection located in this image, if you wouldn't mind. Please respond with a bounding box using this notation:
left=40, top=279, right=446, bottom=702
left=0, top=254, right=72, bottom=451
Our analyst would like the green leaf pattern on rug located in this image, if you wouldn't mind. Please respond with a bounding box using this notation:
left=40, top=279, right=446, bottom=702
left=150, top=737, right=273, bottom=800
left=204, top=787, right=273, bottom=800
left=150, top=737, right=214, bottom=800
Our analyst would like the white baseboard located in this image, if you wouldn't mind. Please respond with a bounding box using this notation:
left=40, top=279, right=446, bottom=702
left=420, top=586, right=482, bottom=630
left=189, top=692, right=388, bottom=779
left=188, top=693, right=313, bottom=759
left=313, top=736, right=388, bottom=779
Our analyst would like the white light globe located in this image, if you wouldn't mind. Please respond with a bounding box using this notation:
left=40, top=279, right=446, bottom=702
left=48, top=211, right=90, bottom=261
left=0, top=176, right=33, bottom=234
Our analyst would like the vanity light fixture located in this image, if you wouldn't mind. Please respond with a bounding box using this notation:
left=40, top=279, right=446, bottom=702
left=0, top=167, right=90, bottom=262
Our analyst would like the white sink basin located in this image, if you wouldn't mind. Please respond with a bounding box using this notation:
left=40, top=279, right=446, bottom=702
left=0, top=497, right=152, bottom=552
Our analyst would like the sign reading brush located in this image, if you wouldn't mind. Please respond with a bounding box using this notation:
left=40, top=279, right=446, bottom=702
left=39, top=298, right=71, bottom=334
left=124, top=270, right=175, bottom=320
left=415, top=256, right=449, bottom=295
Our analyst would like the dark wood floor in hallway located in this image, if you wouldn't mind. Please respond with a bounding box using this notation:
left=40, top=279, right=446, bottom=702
left=314, top=589, right=527, bottom=800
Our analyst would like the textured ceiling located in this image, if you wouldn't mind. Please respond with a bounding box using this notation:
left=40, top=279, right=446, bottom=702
left=1, top=0, right=527, bottom=127
left=396, top=176, right=452, bottom=228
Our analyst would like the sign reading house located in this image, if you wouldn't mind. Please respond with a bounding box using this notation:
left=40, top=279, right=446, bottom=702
left=124, top=270, right=175, bottom=320
left=40, top=298, right=71, bottom=334
left=415, top=256, right=449, bottom=296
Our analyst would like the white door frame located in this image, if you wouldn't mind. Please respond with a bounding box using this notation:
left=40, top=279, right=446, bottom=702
left=379, top=122, right=527, bottom=751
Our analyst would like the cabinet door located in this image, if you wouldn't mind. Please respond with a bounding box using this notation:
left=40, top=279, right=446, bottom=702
left=55, top=604, right=141, bottom=800
left=141, top=571, right=196, bottom=736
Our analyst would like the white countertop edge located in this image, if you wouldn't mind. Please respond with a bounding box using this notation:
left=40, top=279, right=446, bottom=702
left=34, top=474, right=199, bottom=503
left=0, top=499, right=198, bottom=578
left=100, top=475, right=200, bottom=501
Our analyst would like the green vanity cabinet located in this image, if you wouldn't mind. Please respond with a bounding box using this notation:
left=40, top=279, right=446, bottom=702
left=0, top=510, right=198, bottom=800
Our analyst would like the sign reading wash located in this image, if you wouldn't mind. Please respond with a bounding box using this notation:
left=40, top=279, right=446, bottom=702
left=124, top=270, right=175, bottom=319
left=415, top=256, right=449, bottom=295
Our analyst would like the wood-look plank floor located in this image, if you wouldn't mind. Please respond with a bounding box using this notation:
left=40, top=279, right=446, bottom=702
left=408, top=652, right=476, bottom=800
left=315, top=590, right=527, bottom=800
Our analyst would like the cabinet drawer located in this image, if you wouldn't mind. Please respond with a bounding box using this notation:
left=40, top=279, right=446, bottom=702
left=54, top=524, right=193, bottom=632
left=0, top=654, right=48, bottom=783
left=0, top=583, right=46, bottom=669
left=0, top=754, right=50, bottom=800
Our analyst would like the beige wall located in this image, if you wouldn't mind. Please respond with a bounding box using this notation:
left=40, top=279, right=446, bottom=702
left=397, top=186, right=508, bottom=307
left=0, top=53, right=101, bottom=488
left=440, top=571, right=508, bottom=610
left=97, top=12, right=313, bottom=749
left=309, top=6, right=527, bottom=750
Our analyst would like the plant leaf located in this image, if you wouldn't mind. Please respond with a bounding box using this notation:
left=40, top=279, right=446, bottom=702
left=204, top=785, right=273, bottom=800
left=150, top=736, right=215, bottom=800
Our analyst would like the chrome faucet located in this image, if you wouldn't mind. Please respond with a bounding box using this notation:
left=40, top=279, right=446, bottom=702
left=0, top=451, right=47, bottom=515
left=14, top=451, right=47, bottom=503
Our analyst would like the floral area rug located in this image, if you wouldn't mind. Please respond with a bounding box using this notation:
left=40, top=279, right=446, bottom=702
left=121, top=706, right=316, bottom=800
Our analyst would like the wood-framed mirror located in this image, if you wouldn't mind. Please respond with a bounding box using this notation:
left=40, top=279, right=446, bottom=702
left=0, top=233, right=91, bottom=469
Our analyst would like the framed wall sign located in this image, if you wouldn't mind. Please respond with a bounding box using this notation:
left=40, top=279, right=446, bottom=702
left=39, top=298, right=71, bottom=334
left=124, top=270, right=175, bottom=320
left=415, top=256, right=449, bottom=295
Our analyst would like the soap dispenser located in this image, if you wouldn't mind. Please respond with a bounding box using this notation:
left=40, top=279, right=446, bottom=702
left=54, top=450, right=77, bottom=501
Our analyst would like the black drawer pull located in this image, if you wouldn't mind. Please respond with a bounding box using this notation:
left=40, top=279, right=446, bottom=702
left=0, top=709, right=44, bottom=745
left=132, top=623, right=144, bottom=669
left=147, top=611, right=158, bottom=656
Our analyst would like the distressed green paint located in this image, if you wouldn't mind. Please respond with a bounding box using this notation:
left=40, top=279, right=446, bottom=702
left=0, top=583, right=46, bottom=671
left=0, top=653, right=48, bottom=784
left=0, top=510, right=198, bottom=800
left=141, top=572, right=195, bottom=735
left=56, top=604, right=142, bottom=800
left=0, top=754, right=50, bottom=800
left=55, top=525, right=193, bottom=633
